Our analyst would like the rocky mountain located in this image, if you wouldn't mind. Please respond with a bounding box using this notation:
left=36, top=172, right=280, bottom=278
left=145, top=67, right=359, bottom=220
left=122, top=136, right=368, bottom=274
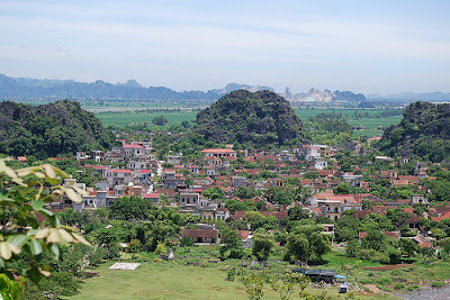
left=378, top=101, right=450, bottom=162
left=209, top=83, right=274, bottom=94
left=0, top=100, right=115, bottom=158
left=290, top=88, right=366, bottom=102
left=193, top=90, right=303, bottom=147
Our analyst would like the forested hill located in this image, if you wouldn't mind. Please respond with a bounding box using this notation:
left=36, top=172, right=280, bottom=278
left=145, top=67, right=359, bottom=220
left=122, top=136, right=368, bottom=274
left=0, top=100, right=115, bottom=158
left=379, top=101, right=450, bottom=162
left=192, top=90, right=303, bottom=147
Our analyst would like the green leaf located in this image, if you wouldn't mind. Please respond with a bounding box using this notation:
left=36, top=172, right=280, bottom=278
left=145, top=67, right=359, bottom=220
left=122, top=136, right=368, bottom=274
left=31, top=199, right=44, bottom=210
left=30, top=239, right=43, bottom=256
left=50, top=244, right=59, bottom=259
left=65, top=188, right=83, bottom=203
left=72, top=232, right=91, bottom=246
left=37, top=208, right=54, bottom=217
left=0, top=242, right=12, bottom=260
left=43, top=164, right=56, bottom=179
left=9, top=235, right=28, bottom=248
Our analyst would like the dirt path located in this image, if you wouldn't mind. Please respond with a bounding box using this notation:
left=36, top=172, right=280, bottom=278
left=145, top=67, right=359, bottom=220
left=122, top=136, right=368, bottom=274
left=364, top=284, right=383, bottom=293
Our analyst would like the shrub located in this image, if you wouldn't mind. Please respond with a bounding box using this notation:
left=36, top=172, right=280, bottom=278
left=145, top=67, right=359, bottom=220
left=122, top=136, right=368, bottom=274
left=128, top=239, right=143, bottom=253
left=431, top=282, right=446, bottom=288
left=375, top=277, right=393, bottom=286
left=155, top=242, right=168, bottom=255
left=394, top=283, right=405, bottom=290
left=407, top=284, right=420, bottom=291
left=180, top=236, right=194, bottom=247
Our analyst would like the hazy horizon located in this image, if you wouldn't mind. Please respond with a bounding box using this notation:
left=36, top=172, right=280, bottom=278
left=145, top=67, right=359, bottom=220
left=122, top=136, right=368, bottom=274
left=1, top=0, right=450, bottom=94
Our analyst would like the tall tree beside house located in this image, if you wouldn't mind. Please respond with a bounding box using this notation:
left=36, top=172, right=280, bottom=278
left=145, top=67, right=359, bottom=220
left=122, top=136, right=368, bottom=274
left=252, top=231, right=275, bottom=262
left=285, top=223, right=331, bottom=264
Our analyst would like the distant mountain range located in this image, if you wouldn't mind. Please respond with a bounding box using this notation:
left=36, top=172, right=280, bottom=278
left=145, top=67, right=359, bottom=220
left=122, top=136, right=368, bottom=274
left=0, top=74, right=448, bottom=102
left=367, top=92, right=450, bottom=102
left=0, top=74, right=272, bottom=101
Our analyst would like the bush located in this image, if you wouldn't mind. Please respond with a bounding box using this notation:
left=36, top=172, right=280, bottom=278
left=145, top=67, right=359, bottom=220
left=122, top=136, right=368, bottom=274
left=407, top=284, right=420, bottom=291
left=357, top=249, right=389, bottom=263
left=375, top=277, right=393, bottom=286
left=431, top=282, right=446, bottom=288
left=394, top=283, right=405, bottom=290
left=155, top=242, right=168, bottom=255
left=180, top=236, right=194, bottom=247
left=128, top=239, right=143, bottom=253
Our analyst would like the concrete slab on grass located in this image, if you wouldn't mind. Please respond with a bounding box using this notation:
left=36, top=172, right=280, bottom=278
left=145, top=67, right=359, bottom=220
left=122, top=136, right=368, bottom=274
left=109, top=263, right=141, bottom=270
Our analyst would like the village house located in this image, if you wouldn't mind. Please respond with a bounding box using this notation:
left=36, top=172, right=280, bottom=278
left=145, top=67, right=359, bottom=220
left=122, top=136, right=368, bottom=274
left=305, top=145, right=321, bottom=161
left=316, top=200, right=342, bottom=221
left=342, top=174, right=364, bottom=188
left=166, top=153, right=183, bottom=165
left=182, top=229, right=219, bottom=244
left=411, top=194, right=429, bottom=205
left=314, top=159, right=328, bottom=170
left=106, top=169, right=135, bottom=187
left=201, top=148, right=237, bottom=160
left=122, top=144, right=145, bottom=156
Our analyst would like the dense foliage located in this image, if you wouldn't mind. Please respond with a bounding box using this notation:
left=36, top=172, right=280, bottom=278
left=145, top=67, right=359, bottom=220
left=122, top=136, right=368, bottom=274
left=379, top=101, right=450, bottom=162
left=0, top=100, right=115, bottom=158
left=193, top=90, right=304, bottom=147
left=0, top=159, right=89, bottom=299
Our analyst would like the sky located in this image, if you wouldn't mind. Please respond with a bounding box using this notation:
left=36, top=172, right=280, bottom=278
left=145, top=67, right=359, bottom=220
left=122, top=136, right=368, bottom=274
left=1, top=0, right=450, bottom=94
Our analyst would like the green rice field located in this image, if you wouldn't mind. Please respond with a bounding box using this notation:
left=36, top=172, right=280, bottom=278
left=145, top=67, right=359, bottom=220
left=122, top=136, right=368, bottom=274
left=95, top=111, right=198, bottom=127
left=94, top=108, right=402, bottom=137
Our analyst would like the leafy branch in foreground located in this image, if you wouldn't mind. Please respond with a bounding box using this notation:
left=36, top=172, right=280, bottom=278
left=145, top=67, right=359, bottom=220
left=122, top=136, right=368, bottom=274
left=0, top=158, right=89, bottom=299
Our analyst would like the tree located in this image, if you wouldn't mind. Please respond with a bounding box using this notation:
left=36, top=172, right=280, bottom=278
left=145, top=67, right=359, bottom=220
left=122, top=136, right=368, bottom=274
left=38, top=272, right=80, bottom=299
left=287, top=207, right=309, bottom=220
left=340, top=162, right=353, bottom=172
left=286, top=224, right=331, bottom=264
left=181, top=120, right=190, bottom=129
left=286, top=234, right=309, bottom=262
left=220, top=228, right=244, bottom=259
left=252, top=231, right=275, bottom=262
left=0, top=159, right=89, bottom=299
left=271, top=273, right=301, bottom=300
left=397, top=238, right=418, bottom=257
left=109, top=195, right=153, bottom=220
left=152, top=115, right=168, bottom=126
left=243, top=274, right=264, bottom=300
left=361, top=230, right=386, bottom=251
left=334, top=182, right=351, bottom=195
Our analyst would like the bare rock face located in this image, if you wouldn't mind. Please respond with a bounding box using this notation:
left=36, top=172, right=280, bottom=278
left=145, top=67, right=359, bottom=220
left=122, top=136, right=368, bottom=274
left=193, top=90, right=304, bottom=147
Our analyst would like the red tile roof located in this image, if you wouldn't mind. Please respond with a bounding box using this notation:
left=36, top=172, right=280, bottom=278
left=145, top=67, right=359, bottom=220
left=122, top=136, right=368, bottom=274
left=182, top=229, right=218, bottom=238
left=201, top=148, right=236, bottom=154
left=123, top=144, right=144, bottom=149
left=109, top=169, right=134, bottom=174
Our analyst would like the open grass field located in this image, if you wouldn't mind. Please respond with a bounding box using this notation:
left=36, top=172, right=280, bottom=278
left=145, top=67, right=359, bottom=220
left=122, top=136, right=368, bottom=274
left=71, top=248, right=449, bottom=300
